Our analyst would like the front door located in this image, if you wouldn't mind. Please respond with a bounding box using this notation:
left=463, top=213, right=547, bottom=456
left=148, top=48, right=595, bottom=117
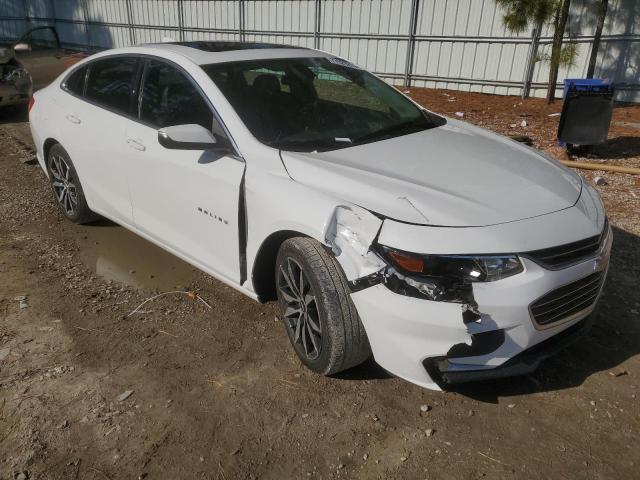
left=125, top=59, right=245, bottom=284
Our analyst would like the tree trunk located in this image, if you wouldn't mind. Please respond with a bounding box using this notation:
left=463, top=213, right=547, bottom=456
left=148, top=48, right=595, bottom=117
left=546, top=0, right=572, bottom=103
left=587, top=0, right=609, bottom=79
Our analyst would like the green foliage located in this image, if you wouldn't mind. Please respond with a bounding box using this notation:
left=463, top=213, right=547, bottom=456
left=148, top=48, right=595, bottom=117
left=558, top=42, right=579, bottom=69
left=535, top=42, right=580, bottom=68
left=495, top=0, right=558, bottom=33
left=500, top=0, right=579, bottom=69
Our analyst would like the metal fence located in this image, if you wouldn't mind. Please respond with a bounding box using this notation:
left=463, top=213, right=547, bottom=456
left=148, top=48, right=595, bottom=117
left=1, top=0, right=639, bottom=101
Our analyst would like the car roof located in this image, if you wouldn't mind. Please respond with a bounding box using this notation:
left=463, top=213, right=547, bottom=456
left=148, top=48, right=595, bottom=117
left=141, top=41, right=326, bottom=65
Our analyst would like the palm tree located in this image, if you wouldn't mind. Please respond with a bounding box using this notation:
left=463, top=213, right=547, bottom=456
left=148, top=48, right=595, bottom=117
left=496, top=0, right=573, bottom=103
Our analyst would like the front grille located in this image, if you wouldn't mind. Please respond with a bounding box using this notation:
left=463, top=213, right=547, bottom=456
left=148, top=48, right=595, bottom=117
left=530, top=272, right=605, bottom=326
left=524, top=219, right=608, bottom=270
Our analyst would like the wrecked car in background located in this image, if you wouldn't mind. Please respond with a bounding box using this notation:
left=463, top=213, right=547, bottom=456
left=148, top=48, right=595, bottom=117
left=1, top=26, right=81, bottom=108
left=28, top=41, right=612, bottom=390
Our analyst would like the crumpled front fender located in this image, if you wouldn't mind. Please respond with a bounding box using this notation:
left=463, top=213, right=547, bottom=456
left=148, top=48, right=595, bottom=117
left=323, top=204, right=386, bottom=281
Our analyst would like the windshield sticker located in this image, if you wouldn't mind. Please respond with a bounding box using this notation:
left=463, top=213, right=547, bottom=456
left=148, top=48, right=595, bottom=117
left=327, top=57, right=360, bottom=70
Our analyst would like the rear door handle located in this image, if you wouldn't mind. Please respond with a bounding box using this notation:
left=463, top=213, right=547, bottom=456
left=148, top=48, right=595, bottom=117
left=65, top=114, right=81, bottom=124
left=126, top=138, right=146, bottom=151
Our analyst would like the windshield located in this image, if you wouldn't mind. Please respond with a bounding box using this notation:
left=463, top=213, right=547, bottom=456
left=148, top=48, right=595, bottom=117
left=203, top=57, right=444, bottom=152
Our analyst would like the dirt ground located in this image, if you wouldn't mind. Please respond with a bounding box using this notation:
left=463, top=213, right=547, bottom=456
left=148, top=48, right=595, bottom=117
left=1, top=89, right=639, bottom=480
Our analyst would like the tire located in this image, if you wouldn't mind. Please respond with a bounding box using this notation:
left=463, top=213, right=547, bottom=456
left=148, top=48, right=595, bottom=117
left=46, top=144, right=98, bottom=224
left=275, top=237, right=371, bottom=375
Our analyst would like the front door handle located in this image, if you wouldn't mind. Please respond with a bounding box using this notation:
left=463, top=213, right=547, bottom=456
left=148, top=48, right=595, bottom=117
left=65, top=114, right=81, bottom=124
left=126, top=138, right=146, bottom=152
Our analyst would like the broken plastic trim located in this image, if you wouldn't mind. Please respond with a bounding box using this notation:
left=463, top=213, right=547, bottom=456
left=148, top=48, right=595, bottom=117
left=324, top=205, right=386, bottom=281
left=425, top=314, right=595, bottom=387
left=446, top=329, right=505, bottom=358
left=349, top=270, right=385, bottom=293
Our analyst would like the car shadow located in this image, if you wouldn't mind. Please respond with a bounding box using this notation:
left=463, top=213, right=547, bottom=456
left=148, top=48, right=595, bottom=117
left=451, top=226, right=640, bottom=403
left=0, top=104, right=28, bottom=125
left=333, top=357, right=394, bottom=381
left=85, top=218, right=118, bottom=227
left=579, top=136, right=640, bottom=160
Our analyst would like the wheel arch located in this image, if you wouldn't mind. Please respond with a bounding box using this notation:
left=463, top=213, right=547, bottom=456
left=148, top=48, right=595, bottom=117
left=42, top=137, right=59, bottom=164
left=249, top=202, right=387, bottom=302
left=251, top=229, right=311, bottom=302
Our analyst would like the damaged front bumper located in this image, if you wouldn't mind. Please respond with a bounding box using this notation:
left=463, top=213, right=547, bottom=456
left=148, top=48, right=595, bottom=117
left=334, top=199, right=612, bottom=390
left=350, top=250, right=610, bottom=390
left=425, top=312, right=595, bottom=386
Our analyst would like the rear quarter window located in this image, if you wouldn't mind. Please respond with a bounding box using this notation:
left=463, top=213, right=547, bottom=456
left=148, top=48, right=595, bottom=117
left=63, top=66, right=87, bottom=96
left=85, top=57, right=139, bottom=115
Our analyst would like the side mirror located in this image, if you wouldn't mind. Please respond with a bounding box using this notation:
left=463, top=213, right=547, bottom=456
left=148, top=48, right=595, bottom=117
left=13, top=42, right=31, bottom=52
left=158, top=124, right=218, bottom=150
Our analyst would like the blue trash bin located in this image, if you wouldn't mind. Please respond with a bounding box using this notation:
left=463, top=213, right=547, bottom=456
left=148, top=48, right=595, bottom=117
left=558, top=78, right=614, bottom=146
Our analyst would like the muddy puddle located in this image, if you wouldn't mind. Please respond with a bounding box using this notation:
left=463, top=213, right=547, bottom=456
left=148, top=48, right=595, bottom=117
left=76, top=221, right=202, bottom=291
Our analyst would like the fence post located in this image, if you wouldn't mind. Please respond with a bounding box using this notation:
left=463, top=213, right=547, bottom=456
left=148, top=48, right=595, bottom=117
left=125, top=0, right=136, bottom=46
left=314, top=0, right=321, bottom=49
left=521, top=22, right=542, bottom=99
left=49, top=0, right=56, bottom=35
left=239, top=0, right=245, bottom=42
left=403, top=0, right=420, bottom=88
left=21, top=0, right=29, bottom=31
left=80, top=0, right=91, bottom=51
left=177, top=0, right=185, bottom=41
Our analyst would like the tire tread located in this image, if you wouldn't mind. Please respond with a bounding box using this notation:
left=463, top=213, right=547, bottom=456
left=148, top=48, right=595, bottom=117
left=277, top=237, right=370, bottom=375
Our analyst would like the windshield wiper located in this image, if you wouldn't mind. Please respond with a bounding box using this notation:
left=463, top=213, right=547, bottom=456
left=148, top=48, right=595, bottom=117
left=270, top=137, right=348, bottom=152
left=351, top=116, right=433, bottom=145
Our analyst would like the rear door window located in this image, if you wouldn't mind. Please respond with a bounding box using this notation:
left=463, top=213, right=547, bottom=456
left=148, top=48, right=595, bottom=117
left=139, top=60, right=213, bottom=131
left=85, top=57, right=139, bottom=115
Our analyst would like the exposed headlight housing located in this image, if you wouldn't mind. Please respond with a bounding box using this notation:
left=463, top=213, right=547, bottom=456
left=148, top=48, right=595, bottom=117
left=1, top=63, right=31, bottom=94
left=375, top=245, right=524, bottom=302
left=1, top=64, right=28, bottom=82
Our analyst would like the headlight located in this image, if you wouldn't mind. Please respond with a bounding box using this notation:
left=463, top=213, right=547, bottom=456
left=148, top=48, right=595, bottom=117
left=375, top=245, right=524, bottom=302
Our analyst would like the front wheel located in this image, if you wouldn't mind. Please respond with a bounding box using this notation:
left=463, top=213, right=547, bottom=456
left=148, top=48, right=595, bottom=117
left=275, top=237, right=371, bottom=375
left=46, top=144, right=98, bottom=224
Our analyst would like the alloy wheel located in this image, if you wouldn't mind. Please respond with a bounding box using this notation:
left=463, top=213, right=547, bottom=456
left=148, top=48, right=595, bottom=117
left=278, top=257, right=322, bottom=360
left=48, top=154, right=78, bottom=216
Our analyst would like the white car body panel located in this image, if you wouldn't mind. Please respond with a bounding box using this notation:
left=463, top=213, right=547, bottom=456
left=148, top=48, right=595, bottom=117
left=281, top=119, right=582, bottom=227
left=378, top=184, right=605, bottom=255
left=28, top=43, right=612, bottom=391
left=58, top=95, right=134, bottom=223
left=124, top=119, right=246, bottom=283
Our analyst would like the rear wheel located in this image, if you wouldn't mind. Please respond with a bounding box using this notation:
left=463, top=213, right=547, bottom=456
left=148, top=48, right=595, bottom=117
left=46, top=144, right=98, bottom=224
left=275, top=237, right=371, bottom=375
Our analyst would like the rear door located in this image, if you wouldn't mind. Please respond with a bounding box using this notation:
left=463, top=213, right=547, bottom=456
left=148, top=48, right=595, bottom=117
left=124, top=59, right=246, bottom=283
left=58, top=56, right=139, bottom=225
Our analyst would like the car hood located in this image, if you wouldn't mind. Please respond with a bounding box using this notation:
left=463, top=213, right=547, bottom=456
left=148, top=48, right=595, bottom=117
left=280, top=119, right=582, bottom=227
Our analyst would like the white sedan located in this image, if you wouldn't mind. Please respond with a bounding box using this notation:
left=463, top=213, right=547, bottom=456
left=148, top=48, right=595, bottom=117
left=29, top=41, right=611, bottom=390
